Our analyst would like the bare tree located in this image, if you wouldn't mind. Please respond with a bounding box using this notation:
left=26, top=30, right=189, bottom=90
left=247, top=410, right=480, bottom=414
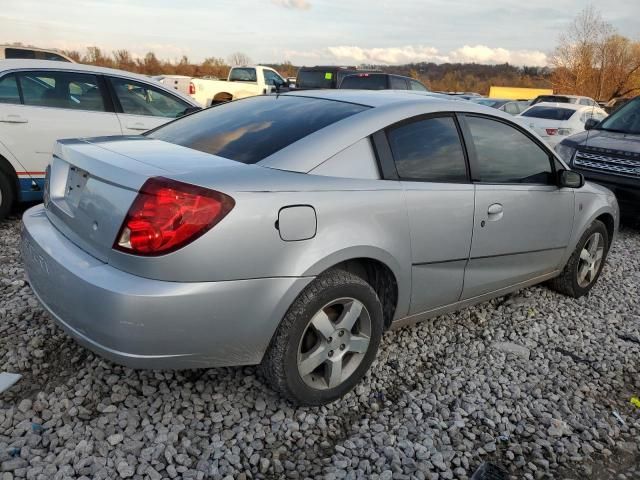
left=227, top=52, right=252, bottom=66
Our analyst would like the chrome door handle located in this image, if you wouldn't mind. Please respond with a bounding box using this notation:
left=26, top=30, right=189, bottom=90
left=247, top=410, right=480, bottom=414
left=487, top=203, right=503, bottom=215
left=0, top=115, right=28, bottom=123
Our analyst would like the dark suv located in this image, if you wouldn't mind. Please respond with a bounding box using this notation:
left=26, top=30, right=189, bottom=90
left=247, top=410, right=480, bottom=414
left=339, top=73, right=429, bottom=91
left=295, top=66, right=380, bottom=90
left=555, top=96, right=640, bottom=215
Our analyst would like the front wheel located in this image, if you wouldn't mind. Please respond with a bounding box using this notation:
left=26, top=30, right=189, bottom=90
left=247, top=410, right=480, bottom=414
left=549, top=220, right=609, bottom=298
left=261, top=269, right=383, bottom=405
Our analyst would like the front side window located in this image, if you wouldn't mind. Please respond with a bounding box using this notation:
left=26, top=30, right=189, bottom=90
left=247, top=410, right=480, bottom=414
left=389, top=76, right=408, bottom=90
left=0, top=74, right=20, bottom=104
left=409, top=79, right=428, bottom=91
left=147, top=95, right=368, bottom=164
left=263, top=69, right=284, bottom=86
left=229, top=68, right=257, bottom=82
left=17, top=71, right=105, bottom=111
left=387, top=116, right=468, bottom=182
left=466, top=116, right=553, bottom=184
left=108, top=77, right=190, bottom=118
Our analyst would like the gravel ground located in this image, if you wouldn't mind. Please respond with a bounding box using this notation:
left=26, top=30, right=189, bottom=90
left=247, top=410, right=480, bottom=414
left=1, top=212, right=639, bottom=480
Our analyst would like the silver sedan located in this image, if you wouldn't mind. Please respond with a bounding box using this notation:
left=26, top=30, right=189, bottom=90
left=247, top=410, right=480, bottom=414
left=21, top=90, right=619, bottom=405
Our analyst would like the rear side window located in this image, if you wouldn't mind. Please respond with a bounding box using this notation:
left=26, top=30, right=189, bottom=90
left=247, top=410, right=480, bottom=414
left=466, top=116, right=553, bottom=184
left=0, top=74, right=20, bottom=104
left=521, top=107, right=576, bottom=121
left=17, top=71, right=106, bottom=111
left=387, top=116, right=468, bottom=182
left=340, top=74, right=388, bottom=90
left=148, top=95, right=368, bottom=164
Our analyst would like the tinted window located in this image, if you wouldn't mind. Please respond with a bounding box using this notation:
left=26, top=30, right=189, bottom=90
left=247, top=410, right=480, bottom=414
left=0, top=74, right=20, bottom=104
left=340, top=74, right=388, bottom=90
left=297, top=70, right=335, bottom=89
left=109, top=77, right=190, bottom=118
left=387, top=116, right=468, bottom=182
left=148, top=95, right=368, bottom=164
left=533, top=95, right=569, bottom=105
left=466, top=116, right=552, bottom=184
left=229, top=68, right=257, bottom=82
left=263, top=69, right=284, bottom=86
left=389, top=76, right=408, bottom=90
left=409, top=79, right=428, bottom=91
left=18, top=71, right=105, bottom=111
left=4, top=48, right=69, bottom=61
left=597, top=97, right=640, bottom=134
left=521, top=107, right=576, bottom=121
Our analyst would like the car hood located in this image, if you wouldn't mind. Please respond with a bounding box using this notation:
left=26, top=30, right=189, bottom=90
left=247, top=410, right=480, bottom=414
left=563, top=128, right=640, bottom=151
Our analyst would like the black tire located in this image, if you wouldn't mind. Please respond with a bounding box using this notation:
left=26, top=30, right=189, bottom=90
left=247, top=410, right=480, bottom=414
left=261, top=269, right=384, bottom=406
left=549, top=220, right=609, bottom=298
left=0, top=172, right=15, bottom=221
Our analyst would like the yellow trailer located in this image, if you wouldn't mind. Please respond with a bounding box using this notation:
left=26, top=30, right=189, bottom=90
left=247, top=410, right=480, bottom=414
left=489, top=86, right=553, bottom=100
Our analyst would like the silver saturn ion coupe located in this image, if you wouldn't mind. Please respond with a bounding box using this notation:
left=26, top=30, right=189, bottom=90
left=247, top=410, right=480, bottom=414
left=21, top=90, right=619, bottom=405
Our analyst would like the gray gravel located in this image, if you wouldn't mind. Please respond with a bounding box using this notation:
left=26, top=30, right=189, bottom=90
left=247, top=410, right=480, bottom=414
left=1, top=213, right=639, bottom=480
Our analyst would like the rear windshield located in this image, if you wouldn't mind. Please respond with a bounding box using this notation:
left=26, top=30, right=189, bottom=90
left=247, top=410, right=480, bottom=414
left=4, top=48, right=70, bottom=62
left=228, top=68, right=257, bottom=82
left=147, top=95, right=368, bottom=164
left=340, top=74, right=388, bottom=90
left=534, top=95, right=570, bottom=104
left=521, top=106, right=576, bottom=121
left=296, top=70, right=336, bottom=89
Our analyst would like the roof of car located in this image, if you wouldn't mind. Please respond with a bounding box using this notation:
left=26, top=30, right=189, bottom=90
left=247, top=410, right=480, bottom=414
left=0, top=59, right=198, bottom=105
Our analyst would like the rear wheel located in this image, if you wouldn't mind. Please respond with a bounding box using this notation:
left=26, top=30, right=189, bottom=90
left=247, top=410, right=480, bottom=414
left=549, top=220, right=609, bottom=298
left=261, top=269, right=383, bottom=405
left=0, top=172, right=15, bottom=221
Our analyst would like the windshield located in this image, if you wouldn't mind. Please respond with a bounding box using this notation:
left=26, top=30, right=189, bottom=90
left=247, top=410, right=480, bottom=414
left=229, top=68, right=257, bottom=82
left=340, top=74, right=388, bottom=90
left=147, top=95, right=368, bottom=164
left=473, top=99, right=506, bottom=108
left=597, top=97, right=640, bottom=134
left=521, top=106, right=576, bottom=121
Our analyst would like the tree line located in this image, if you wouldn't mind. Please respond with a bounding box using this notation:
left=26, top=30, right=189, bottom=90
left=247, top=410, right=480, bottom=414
left=5, top=7, right=639, bottom=100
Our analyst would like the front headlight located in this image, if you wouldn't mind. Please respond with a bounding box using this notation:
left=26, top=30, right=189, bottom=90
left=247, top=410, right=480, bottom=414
left=554, top=143, right=577, bottom=164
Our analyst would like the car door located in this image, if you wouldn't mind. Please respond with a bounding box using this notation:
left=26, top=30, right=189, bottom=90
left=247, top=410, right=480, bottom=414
left=1, top=70, right=121, bottom=181
left=460, top=114, right=574, bottom=299
left=106, top=76, right=192, bottom=134
left=384, top=114, right=475, bottom=314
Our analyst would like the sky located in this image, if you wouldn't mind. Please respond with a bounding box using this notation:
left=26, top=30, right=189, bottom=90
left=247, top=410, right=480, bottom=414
left=2, top=0, right=639, bottom=67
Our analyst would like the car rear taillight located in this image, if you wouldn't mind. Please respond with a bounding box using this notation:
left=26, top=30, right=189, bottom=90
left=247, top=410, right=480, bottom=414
left=114, top=177, right=234, bottom=256
left=188, top=82, right=196, bottom=95
left=546, top=128, right=558, bottom=135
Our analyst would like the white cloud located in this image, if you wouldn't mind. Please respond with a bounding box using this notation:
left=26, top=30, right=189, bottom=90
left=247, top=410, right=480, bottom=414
left=291, top=44, right=548, bottom=67
left=271, top=0, right=311, bottom=10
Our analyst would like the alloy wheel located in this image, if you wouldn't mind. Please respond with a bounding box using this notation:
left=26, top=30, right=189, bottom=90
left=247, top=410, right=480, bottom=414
left=297, top=298, right=372, bottom=390
left=577, top=232, right=605, bottom=288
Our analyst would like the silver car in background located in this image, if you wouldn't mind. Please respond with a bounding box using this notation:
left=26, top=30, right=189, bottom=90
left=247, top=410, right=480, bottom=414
left=21, top=91, right=619, bottom=405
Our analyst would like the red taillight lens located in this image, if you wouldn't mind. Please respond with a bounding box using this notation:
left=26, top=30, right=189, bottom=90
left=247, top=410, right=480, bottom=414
left=188, top=82, right=196, bottom=95
left=545, top=128, right=558, bottom=135
left=114, top=177, right=234, bottom=256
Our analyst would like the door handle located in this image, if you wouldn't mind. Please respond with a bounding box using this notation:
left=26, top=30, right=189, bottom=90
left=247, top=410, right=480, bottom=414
left=0, top=114, right=28, bottom=123
left=486, top=203, right=504, bottom=222
left=487, top=204, right=503, bottom=215
left=125, top=122, right=149, bottom=131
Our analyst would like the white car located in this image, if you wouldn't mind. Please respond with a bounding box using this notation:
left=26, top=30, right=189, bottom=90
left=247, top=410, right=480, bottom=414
left=516, top=102, right=608, bottom=148
left=0, top=60, right=200, bottom=219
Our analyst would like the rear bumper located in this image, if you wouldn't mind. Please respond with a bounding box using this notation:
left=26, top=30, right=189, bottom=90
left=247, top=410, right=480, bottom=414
left=21, top=205, right=312, bottom=369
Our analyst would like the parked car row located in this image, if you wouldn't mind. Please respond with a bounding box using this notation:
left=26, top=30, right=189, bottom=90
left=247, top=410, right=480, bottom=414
left=0, top=60, right=201, bottom=219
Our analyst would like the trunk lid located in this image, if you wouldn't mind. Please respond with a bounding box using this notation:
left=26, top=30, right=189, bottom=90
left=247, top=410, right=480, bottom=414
left=45, top=136, right=244, bottom=262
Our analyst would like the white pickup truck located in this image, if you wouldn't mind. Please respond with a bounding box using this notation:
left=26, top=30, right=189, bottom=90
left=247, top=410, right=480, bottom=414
left=189, top=66, right=288, bottom=106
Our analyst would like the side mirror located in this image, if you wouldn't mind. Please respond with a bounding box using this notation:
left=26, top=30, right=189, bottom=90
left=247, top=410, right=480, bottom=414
left=558, top=169, right=585, bottom=189
left=584, top=117, right=599, bottom=130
